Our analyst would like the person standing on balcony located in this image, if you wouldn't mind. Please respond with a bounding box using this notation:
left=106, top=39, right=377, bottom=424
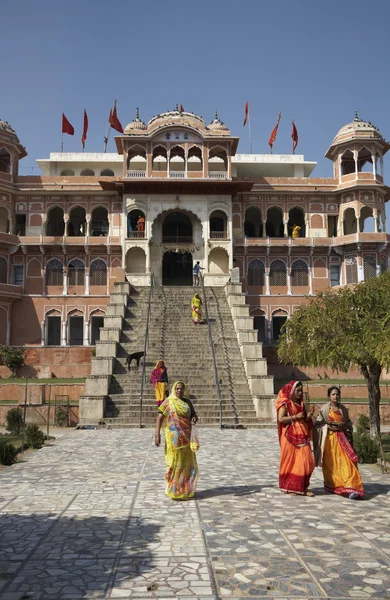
left=150, top=360, right=169, bottom=407
left=191, top=293, right=204, bottom=324
left=193, top=261, right=204, bottom=286
left=154, top=380, right=199, bottom=500
left=136, top=215, right=145, bottom=232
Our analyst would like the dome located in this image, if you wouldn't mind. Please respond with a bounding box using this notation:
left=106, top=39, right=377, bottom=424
left=0, top=120, right=20, bottom=142
left=148, top=106, right=207, bottom=131
left=207, top=111, right=229, bottom=132
left=124, top=108, right=147, bottom=134
left=332, top=112, right=384, bottom=145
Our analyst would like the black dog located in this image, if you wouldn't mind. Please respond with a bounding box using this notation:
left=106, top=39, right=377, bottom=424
left=126, top=351, right=144, bottom=370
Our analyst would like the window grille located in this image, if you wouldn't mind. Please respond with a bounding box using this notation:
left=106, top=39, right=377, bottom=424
left=248, top=259, right=265, bottom=286
left=269, top=259, right=287, bottom=286
left=291, top=259, right=308, bottom=286
left=46, top=259, right=63, bottom=286
left=90, top=259, right=107, bottom=286
left=345, top=256, right=358, bottom=284
left=0, top=256, right=7, bottom=284
left=68, top=259, right=85, bottom=286
left=330, top=265, right=341, bottom=287
left=363, top=255, right=376, bottom=280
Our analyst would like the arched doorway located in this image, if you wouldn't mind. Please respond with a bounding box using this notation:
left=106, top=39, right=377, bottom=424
left=162, top=212, right=193, bottom=244
left=162, top=251, right=192, bottom=285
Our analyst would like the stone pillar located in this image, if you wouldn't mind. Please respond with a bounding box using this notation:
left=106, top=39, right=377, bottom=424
left=41, top=320, right=45, bottom=346
left=265, top=268, right=270, bottom=296
left=287, top=263, right=292, bottom=295
left=354, top=150, right=358, bottom=179
left=63, top=268, right=68, bottom=296
left=357, top=254, right=364, bottom=282
left=64, top=218, right=69, bottom=236
left=372, top=154, right=376, bottom=179
left=85, top=270, right=90, bottom=295
left=308, top=263, right=313, bottom=295
left=262, top=219, right=267, bottom=238
left=84, top=319, right=89, bottom=346
left=283, top=220, right=288, bottom=237
left=86, top=218, right=91, bottom=237
left=41, top=267, right=46, bottom=295
left=6, top=318, right=11, bottom=345
left=373, top=208, right=379, bottom=233
left=61, top=319, right=67, bottom=346
left=304, top=219, right=309, bottom=238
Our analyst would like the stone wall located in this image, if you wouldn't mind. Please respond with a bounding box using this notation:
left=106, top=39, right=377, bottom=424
left=0, top=383, right=84, bottom=403
left=0, top=404, right=79, bottom=426
left=0, top=347, right=91, bottom=379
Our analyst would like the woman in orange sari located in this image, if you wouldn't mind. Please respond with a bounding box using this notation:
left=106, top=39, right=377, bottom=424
left=276, top=380, right=315, bottom=496
left=313, top=386, right=363, bottom=499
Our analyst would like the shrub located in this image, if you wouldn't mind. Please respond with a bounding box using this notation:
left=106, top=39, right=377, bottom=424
left=25, top=424, right=45, bottom=449
left=54, top=407, right=68, bottom=427
left=6, top=407, right=24, bottom=435
left=356, top=414, right=370, bottom=436
left=0, top=439, right=18, bottom=465
left=0, top=345, right=27, bottom=377
left=354, top=433, right=380, bottom=464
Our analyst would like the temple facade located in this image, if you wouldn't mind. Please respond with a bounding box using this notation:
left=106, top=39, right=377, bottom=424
left=0, top=108, right=389, bottom=353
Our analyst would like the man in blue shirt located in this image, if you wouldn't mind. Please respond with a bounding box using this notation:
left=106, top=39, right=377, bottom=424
left=193, top=261, right=204, bottom=286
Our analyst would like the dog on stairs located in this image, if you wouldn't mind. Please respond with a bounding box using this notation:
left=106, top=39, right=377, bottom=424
left=126, top=351, right=144, bottom=370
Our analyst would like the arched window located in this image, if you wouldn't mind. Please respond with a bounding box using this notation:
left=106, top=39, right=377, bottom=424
left=68, top=206, right=86, bottom=237
left=46, top=259, right=63, bottom=286
left=357, top=147, right=373, bottom=173
left=187, top=147, right=202, bottom=172
left=266, top=207, right=284, bottom=238
left=90, top=259, right=107, bottom=286
left=127, top=210, right=146, bottom=237
left=341, top=150, right=355, bottom=176
left=100, top=169, right=114, bottom=176
left=269, top=259, right=287, bottom=286
left=0, top=206, right=10, bottom=233
left=80, top=169, right=95, bottom=176
left=60, top=169, right=74, bottom=176
left=343, top=207, right=357, bottom=235
left=248, top=259, right=265, bottom=286
left=0, top=148, right=11, bottom=174
left=91, top=206, right=109, bottom=236
left=291, top=259, right=309, bottom=286
left=68, top=258, right=85, bottom=286
left=208, top=147, right=227, bottom=176
left=345, top=256, right=358, bottom=284
left=46, top=206, right=65, bottom=236
left=363, top=255, right=376, bottom=280
left=272, top=310, right=288, bottom=342
left=359, top=206, right=374, bottom=232
left=152, top=146, right=167, bottom=172
left=288, top=207, right=305, bottom=238
left=244, top=207, right=263, bottom=237
left=0, top=256, right=7, bottom=283
left=169, top=145, right=185, bottom=175
left=210, top=210, right=227, bottom=238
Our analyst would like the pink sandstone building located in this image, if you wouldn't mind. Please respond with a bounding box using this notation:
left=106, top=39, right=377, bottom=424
left=0, top=109, right=388, bottom=378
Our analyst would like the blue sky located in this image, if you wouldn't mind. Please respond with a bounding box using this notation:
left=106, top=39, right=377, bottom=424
left=2, top=0, right=390, bottom=184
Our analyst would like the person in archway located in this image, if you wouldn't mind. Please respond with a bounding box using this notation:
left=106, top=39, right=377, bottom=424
left=136, top=215, right=145, bottom=232
left=191, top=293, right=204, bottom=324
left=193, top=261, right=204, bottom=286
left=154, top=380, right=198, bottom=500
left=291, top=225, right=301, bottom=238
left=150, top=360, right=169, bottom=407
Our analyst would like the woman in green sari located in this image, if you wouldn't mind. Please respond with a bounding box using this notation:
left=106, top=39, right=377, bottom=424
left=154, top=381, right=198, bottom=500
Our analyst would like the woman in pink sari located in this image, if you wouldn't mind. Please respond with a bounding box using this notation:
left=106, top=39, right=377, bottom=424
left=150, top=360, right=168, bottom=407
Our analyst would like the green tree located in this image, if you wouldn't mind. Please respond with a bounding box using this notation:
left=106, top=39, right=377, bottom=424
left=0, top=345, right=27, bottom=378
left=278, top=271, right=390, bottom=440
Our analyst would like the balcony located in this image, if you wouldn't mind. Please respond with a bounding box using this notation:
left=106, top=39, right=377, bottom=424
left=162, top=236, right=193, bottom=244
left=210, top=231, right=228, bottom=239
left=169, top=171, right=185, bottom=179
left=209, top=171, right=227, bottom=179
left=126, top=170, right=146, bottom=178
left=127, top=231, right=145, bottom=239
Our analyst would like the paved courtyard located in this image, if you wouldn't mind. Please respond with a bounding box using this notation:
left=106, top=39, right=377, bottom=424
left=0, top=428, right=390, bottom=600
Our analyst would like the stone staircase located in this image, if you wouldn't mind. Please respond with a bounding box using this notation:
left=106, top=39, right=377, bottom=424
left=79, top=281, right=276, bottom=428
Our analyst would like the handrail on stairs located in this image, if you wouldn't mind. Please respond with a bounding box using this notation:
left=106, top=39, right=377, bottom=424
left=139, top=272, right=154, bottom=428
left=200, top=274, right=223, bottom=429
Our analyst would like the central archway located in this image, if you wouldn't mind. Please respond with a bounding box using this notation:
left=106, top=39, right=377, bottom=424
left=162, top=212, right=193, bottom=243
left=162, top=251, right=193, bottom=285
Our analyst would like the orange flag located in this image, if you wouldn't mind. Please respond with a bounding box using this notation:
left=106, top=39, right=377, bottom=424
left=268, top=112, right=281, bottom=150
left=243, top=101, right=249, bottom=126
left=292, top=120, right=299, bottom=154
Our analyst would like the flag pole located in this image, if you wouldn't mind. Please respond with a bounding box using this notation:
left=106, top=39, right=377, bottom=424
left=61, top=134, right=63, bottom=153
left=248, top=109, right=252, bottom=154
left=104, top=124, right=111, bottom=153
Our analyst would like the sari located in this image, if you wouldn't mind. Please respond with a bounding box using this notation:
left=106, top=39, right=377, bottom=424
left=158, top=381, right=198, bottom=500
left=150, top=360, right=168, bottom=406
left=276, top=380, right=315, bottom=494
left=191, top=294, right=204, bottom=324
left=314, top=403, right=364, bottom=497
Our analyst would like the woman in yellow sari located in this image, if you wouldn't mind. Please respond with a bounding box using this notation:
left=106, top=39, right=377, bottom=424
left=191, top=293, right=204, bottom=324
left=276, top=380, right=316, bottom=496
left=154, top=381, right=198, bottom=500
left=314, top=386, right=363, bottom=499
left=150, top=360, right=168, bottom=407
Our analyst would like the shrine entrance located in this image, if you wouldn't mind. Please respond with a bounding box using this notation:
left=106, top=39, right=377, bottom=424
left=162, top=251, right=193, bottom=286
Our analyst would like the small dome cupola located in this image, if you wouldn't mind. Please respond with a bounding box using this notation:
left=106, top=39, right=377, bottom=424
left=0, top=120, right=27, bottom=179
left=124, top=108, right=147, bottom=134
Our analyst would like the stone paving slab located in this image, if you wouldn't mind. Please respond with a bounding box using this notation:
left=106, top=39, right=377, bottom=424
left=0, top=429, right=390, bottom=599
